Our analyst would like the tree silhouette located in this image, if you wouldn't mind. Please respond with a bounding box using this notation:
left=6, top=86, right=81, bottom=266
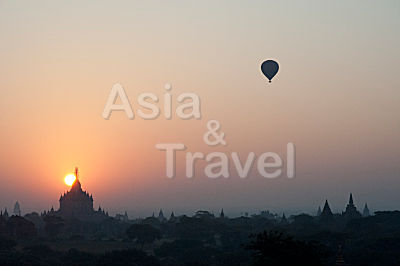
left=247, top=230, right=323, bottom=266
left=7, top=216, right=37, bottom=239
left=127, top=223, right=162, bottom=249
left=0, top=238, right=16, bottom=251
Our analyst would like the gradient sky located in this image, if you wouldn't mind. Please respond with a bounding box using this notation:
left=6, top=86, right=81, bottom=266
left=0, top=1, right=399, bottom=217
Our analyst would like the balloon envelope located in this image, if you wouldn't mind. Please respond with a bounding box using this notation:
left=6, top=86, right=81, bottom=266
left=261, top=60, right=279, bottom=82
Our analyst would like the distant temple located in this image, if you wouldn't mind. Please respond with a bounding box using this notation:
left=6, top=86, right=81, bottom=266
left=158, top=209, right=166, bottom=222
left=342, top=193, right=361, bottom=220
left=321, top=200, right=333, bottom=217
left=320, top=199, right=334, bottom=222
left=13, top=201, right=21, bottom=216
left=54, top=168, right=108, bottom=221
left=115, top=211, right=129, bottom=222
left=363, top=203, right=370, bottom=217
left=281, top=213, right=288, bottom=224
left=335, top=245, right=346, bottom=266
left=169, top=211, right=176, bottom=222
left=2, top=208, right=9, bottom=219
left=317, top=206, right=322, bottom=216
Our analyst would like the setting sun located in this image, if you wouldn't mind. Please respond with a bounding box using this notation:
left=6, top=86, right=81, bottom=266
left=64, top=174, right=76, bottom=186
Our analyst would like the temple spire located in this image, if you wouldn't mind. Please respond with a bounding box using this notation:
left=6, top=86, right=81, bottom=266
left=349, top=193, right=354, bottom=205
left=343, top=193, right=361, bottom=219
left=71, top=167, right=82, bottom=191
left=75, top=167, right=79, bottom=181
left=320, top=199, right=333, bottom=221
left=363, top=203, right=370, bottom=217
left=323, top=199, right=332, bottom=214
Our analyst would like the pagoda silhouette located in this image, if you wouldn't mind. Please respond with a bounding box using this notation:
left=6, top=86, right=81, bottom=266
left=342, top=193, right=361, bottom=220
left=52, top=167, right=108, bottom=221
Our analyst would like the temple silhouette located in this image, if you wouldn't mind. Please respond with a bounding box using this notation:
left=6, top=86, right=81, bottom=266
left=342, top=193, right=362, bottom=220
left=2, top=187, right=398, bottom=265
left=50, top=167, right=109, bottom=221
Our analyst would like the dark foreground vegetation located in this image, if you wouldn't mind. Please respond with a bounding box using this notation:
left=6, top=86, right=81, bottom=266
left=2, top=210, right=400, bottom=265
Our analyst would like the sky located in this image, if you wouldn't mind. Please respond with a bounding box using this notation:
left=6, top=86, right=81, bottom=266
left=0, top=1, right=399, bottom=217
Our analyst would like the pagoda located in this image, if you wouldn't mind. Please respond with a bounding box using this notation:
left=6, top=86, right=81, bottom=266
left=56, top=167, right=107, bottom=221
left=342, top=193, right=361, bottom=220
left=320, top=199, right=334, bottom=222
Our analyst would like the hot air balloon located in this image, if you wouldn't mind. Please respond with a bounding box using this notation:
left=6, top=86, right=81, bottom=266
left=261, top=60, right=279, bottom=83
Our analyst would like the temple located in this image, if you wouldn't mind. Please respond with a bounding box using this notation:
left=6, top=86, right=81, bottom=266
left=363, top=203, right=370, bottom=217
left=319, top=199, right=334, bottom=222
left=55, top=167, right=108, bottom=221
left=342, top=193, right=361, bottom=220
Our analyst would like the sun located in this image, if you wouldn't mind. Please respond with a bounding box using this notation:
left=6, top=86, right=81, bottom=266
left=64, top=174, right=76, bottom=186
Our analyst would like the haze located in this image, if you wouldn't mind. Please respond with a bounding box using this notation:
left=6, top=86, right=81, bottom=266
left=0, top=1, right=399, bottom=217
